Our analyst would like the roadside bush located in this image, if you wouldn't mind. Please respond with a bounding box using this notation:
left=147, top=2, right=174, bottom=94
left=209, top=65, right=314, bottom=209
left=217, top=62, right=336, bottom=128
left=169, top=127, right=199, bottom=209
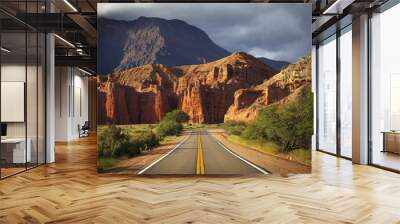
left=241, top=122, right=265, bottom=140
left=130, top=129, right=159, bottom=152
left=154, top=110, right=188, bottom=139
left=223, top=85, right=313, bottom=153
left=98, top=125, right=129, bottom=157
left=222, top=120, right=247, bottom=136
left=255, top=86, right=313, bottom=152
left=119, top=141, right=141, bottom=157
left=155, top=119, right=183, bottom=138
left=98, top=125, right=159, bottom=158
left=164, top=110, right=190, bottom=123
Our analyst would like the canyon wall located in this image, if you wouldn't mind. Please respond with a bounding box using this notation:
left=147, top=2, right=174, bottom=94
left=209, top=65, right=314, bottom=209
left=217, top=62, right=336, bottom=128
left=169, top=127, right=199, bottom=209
left=224, top=56, right=312, bottom=122
left=98, top=52, right=310, bottom=124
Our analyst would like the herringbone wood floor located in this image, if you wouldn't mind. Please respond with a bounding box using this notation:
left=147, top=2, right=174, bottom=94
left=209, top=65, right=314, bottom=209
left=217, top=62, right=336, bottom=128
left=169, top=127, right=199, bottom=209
left=1, top=136, right=400, bottom=224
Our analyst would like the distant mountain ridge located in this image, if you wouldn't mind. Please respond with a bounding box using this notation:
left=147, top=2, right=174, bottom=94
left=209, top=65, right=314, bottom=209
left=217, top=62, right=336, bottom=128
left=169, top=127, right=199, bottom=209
left=98, top=16, right=289, bottom=75
left=98, top=16, right=230, bottom=75
left=257, top=57, right=290, bottom=71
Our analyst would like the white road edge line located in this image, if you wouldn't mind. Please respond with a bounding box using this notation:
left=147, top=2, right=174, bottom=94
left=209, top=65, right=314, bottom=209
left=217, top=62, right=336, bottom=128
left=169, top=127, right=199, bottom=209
left=137, top=131, right=192, bottom=175
left=215, top=139, right=270, bottom=175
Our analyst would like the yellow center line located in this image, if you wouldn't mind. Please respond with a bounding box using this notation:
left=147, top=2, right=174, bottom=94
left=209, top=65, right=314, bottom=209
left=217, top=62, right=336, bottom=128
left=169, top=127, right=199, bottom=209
left=196, top=129, right=205, bottom=175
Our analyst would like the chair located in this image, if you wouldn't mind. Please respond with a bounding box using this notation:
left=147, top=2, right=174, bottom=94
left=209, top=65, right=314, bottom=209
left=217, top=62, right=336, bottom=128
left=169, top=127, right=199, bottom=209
left=78, top=121, right=90, bottom=138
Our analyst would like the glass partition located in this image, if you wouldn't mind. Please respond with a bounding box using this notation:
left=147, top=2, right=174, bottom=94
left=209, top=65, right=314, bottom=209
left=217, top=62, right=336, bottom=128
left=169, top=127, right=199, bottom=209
left=1, top=31, right=28, bottom=177
left=0, top=2, right=46, bottom=179
left=339, top=26, right=352, bottom=158
left=317, top=35, right=337, bottom=154
left=370, top=3, right=400, bottom=171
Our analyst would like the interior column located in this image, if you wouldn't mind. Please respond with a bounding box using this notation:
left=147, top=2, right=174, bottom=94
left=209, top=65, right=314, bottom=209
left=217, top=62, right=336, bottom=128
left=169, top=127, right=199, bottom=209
left=352, top=14, right=369, bottom=164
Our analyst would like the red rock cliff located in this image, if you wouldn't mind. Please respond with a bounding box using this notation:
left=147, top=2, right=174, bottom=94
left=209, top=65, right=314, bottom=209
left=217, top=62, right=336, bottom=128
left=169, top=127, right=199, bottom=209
left=98, top=52, right=278, bottom=124
left=224, top=56, right=312, bottom=122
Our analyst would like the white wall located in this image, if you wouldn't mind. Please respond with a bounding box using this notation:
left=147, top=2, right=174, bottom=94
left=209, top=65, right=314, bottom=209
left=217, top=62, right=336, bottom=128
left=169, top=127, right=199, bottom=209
left=55, top=67, right=69, bottom=141
left=55, top=67, right=89, bottom=141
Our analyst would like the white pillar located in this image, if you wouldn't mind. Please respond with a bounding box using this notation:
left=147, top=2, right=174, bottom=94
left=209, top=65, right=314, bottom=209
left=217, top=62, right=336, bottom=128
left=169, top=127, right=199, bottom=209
left=312, top=45, right=317, bottom=151
left=46, top=32, right=55, bottom=163
left=352, top=14, right=369, bottom=164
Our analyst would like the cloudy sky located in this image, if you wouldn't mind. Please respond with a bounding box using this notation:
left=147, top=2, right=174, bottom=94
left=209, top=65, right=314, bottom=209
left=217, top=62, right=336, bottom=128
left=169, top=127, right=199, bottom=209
left=98, top=3, right=311, bottom=63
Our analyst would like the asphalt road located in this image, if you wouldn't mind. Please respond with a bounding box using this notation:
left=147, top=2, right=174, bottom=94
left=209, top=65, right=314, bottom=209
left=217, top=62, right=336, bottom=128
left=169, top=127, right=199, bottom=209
left=141, top=129, right=265, bottom=175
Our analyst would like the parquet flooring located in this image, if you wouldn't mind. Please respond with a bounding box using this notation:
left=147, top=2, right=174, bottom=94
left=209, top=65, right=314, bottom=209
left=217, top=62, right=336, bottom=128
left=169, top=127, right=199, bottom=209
left=1, top=136, right=400, bottom=223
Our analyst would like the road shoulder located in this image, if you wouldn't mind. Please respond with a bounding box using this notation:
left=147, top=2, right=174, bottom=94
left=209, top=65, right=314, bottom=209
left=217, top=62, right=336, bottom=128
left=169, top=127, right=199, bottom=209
left=210, top=129, right=311, bottom=176
left=102, top=133, right=188, bottom=175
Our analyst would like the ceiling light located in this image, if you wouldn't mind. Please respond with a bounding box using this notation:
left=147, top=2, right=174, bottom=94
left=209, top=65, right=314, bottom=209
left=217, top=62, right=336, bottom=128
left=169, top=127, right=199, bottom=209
left=63, top=0, right=78, bottom=12
left=78, top=67, right=93, bottom=76
left=54, top=34, right=75, bottom=48
left=1, top=47, right=11, bottom=53
left=322, top=0, right=355, bottom=15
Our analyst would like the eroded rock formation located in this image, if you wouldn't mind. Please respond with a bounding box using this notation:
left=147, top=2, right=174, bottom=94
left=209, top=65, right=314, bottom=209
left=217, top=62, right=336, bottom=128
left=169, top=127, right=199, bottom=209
left=224, top=56, right=312, bottom=122
left=98, top=53, right=311, bottom=124
left=98, top=52, right=277, bottom=124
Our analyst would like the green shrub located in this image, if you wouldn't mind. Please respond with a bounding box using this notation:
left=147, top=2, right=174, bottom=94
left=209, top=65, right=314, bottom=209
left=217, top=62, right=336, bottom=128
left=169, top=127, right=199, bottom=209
left=120, top=141, right=141, bottom=157
left=256, top=105, right=282, bottom=143
left=241, top=122, right=265, bottom=140
left=98, top=125, right=159, bottom=158
left=164, top=110, right=190, bottom=123
left=155, top=119, right=183, bottom=138
left=223, top=85, right=313, bottom=153
left=222, top=120, right=247, bottom=136
left=97, top=125, right=129, bottom=157
left=256, top=86, right=313, bottom=152
left=131, top=129, right=159, bottom=151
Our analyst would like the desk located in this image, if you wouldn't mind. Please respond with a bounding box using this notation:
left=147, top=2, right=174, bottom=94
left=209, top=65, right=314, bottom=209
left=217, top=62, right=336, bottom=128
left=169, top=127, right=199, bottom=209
left=382, top=131, right=400, bottom=155
left=1, top=138, right=31, bottom=164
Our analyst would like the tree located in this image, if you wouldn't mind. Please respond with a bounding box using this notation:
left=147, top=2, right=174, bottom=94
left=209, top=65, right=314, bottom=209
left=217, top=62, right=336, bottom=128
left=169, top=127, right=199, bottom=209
left=222, top=120, right=247, bottom=136
left=241, top=122, right=265, bottom=140
left=98, top=125, right=129, bottom=157
left=155, top=119, right=183, bottom=138
left=238, top=84, right=314, bottom=152
left=259, top=85, right=313, bottom=152
left=164, top=110, right=190, bottom=123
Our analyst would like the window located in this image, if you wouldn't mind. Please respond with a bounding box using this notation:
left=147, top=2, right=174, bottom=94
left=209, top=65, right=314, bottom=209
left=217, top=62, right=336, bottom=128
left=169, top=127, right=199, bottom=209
left=0, top=2, right=46, bottom=179
left=370, top=3, right=400, bottom=171
left=316, top=23, right=353, bottom=158
left=317, top=35, right=337, bottom=154
left=339, top=26, right=352, bottom=158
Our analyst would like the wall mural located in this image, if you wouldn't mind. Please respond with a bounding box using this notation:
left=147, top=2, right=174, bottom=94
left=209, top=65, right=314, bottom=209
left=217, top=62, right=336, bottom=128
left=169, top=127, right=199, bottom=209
left=97, top=3, right=312, bottom=175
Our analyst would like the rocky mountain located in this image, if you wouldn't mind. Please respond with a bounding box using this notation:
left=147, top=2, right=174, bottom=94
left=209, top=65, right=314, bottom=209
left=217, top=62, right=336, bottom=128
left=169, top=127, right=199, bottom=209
left=257, top=57, right=290, bottom=71
left=224, top=56, right=311, bottom=122
left=98, top=17, right=230, bottom=75
left=98, top=52, right=278, bottom=124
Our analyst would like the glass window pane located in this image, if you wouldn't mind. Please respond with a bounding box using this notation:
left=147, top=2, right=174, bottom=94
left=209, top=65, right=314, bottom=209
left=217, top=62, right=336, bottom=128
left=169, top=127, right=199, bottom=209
left=0, top=1, right=46, bottom=179
left=371, top=3, right=400, bottom=171
left=339, top=27, right=352, bottom=158
left=317, top=35, right=337, bottom=154
left=1, top=31, right=27, bottom=177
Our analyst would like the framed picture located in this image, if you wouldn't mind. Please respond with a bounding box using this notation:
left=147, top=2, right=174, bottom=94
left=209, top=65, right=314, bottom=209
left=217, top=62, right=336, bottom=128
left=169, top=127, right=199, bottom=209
left=97, top=3, right=312, bottom=176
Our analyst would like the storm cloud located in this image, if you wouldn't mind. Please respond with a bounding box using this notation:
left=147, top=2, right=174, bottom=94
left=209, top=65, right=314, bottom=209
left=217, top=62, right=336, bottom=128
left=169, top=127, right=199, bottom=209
left=98, top=3, right=311, bottom=63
